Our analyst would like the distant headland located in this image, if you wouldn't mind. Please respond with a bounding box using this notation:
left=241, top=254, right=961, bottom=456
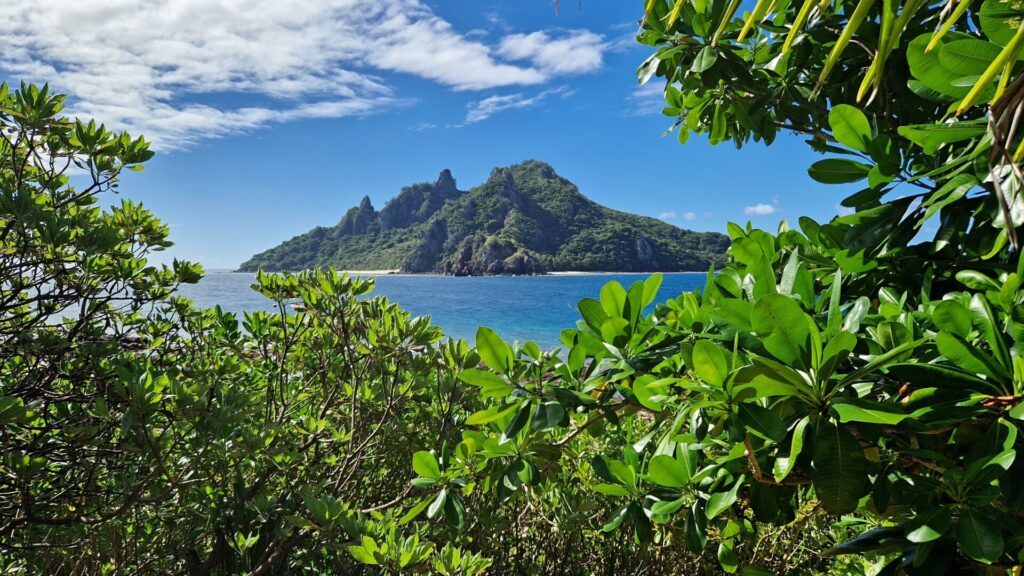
left=238, top=160, right=729, bottom=275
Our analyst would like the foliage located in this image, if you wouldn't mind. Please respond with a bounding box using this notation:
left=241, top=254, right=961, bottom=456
left=380, top=0, right=1024, bottom=573
left=0, top=80, right=201, bottom=557
left=3, top=82, right=724, bottom=573
left=0, top=82, right=489, bottom=574
left=8, top=0, right=1024, bottom=567
left=238, top=161, right=730, bottom=275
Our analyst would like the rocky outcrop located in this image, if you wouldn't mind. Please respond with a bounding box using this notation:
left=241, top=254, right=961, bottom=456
left=379, top=169, right=460, bottom=230
left=443, top=235, right=544, bottom=276
left=337, top=196, right=377, bottom=236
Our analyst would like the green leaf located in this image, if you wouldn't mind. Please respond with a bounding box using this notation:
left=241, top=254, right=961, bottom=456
left=956, top=269, right=1001, bottom=291
left=808, top=159, right=872, bottom=184
left=651, top=497, right=688, bottom=516
left=907, top=32, right=972, bottom=98
left=412, top=451, right=441, bottom=479
left=712, top=298, right=754, bottom=332
left=905, top=506, right=951, bottom=543
left=684, top=503, right=708, bottom=552
left=530, top=401, right=566, bottom=432
left=838, top=337, right=927, bottom=388
left=633, top=375, right=674, bottom=411
left=647, top=454, right=691, bottom=488
left=692, top=45, right=719, bottom=72
left=980, top=0, right=1024, bottom=46
left=969, top=294, right=1013, bottom=373
left=932, top=300, right=972, bottom=337
left=461, top=368, right=513, bottom=398
left=426, top=489, right=447, bottom=519
left=692, top=340, right=729, bottom=386
left=600, top=281, right=628, bottom=318
left=466, top=403, right=519, bottom=426
left=643, top=273, right=663, bottom=306
left=347, top=545, right=379, bottom=565
left=829, top=104, right=872, bottom=153
left=738, top=403, right=787, bottom=442
left=706, top=476, right=744, bottom=519
left=936, top=331, right=1008, bottom=382
left=752, top=294, right=810, bottom=368
left=811, top=422, right=867, bottom=514
left=939, top=39, right=1003, bottom=76
left=718, top=540, right=739, bottom=573
left=956, top=508, right=1004, bottom=564
left=773, top=416, right=808, bottom=482
left=887, top=362, right=997, bottom=394
left=602, top=505, right=629, bottom=532
left=578, top=298, right=609, bottom=333
left=897, top=120, right=987, bottom=154
left=593, top=483, right=631, bottom=496
left=831, top=399, right=908, bottom=425
left=444, top=493, right=466, bottom=530
left=501, top=402, right=532, bottom=443
left=476, top=327, right=512, bottom=373
left=1009, top=401, right=1024, bottom=420
left=820, top=331, right=856, bottom=381
left=398, top=498, right=432, bottom=525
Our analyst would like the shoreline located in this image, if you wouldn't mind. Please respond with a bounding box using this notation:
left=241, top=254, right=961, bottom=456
left=216, top=269, right=707, bottom=277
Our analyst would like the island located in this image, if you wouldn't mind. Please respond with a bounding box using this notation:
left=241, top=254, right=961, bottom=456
left=238, top=160, right=729, bottom=275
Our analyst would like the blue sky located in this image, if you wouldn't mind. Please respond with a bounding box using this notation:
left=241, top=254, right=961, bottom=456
left=1, top=0, right=848, bottom=269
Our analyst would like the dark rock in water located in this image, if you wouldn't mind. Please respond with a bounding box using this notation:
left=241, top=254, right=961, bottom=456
left=238, top=160, right=730, bottom=275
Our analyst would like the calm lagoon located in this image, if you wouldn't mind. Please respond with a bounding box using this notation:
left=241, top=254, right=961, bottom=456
left=179, top=271, right=707, bottom=349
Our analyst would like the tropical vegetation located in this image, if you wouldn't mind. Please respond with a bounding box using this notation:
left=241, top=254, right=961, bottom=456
left=3, top=0, right=1024, bottom=571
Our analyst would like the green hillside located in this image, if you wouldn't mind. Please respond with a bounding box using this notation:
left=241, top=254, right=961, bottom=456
left=238, top=161, right=729, bottom=274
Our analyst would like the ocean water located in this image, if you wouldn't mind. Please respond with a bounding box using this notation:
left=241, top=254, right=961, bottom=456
left=178, top=272, right=707, bottom=349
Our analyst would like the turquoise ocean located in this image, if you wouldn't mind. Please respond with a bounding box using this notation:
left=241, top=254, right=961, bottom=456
left=180, top=272, right=707, bottom=349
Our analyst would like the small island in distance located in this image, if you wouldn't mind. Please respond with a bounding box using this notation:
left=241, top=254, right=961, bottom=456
left=238, top=160, right=730, bottom=275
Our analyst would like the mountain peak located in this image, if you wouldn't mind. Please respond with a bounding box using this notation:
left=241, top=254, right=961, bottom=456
left=237, top=161, right=730, bottom=275
left=437, top=169, right=455, bottom=187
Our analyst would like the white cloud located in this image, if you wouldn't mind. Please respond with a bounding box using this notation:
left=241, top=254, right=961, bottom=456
left=0, top=1, right=607, bottom=149
left=498, top=30, right=605, bottom=76
left=464, top=87, right=571, bottom=124
left=835, top=204, right=855, bottom=216
left=744, top=203, right=778, bottom=216
left=658, top=211, right=677, bottom=220
left=683, top=211, right=697, bottom=221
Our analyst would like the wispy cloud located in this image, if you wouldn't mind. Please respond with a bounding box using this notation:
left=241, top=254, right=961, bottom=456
left=464, top=86, right=572, bottom=124
left=625, top=82, right=665, bottom=117
left=0, top=1, right=608, bottom=149
left=497, top=30, right=605, bottom=76
left=660, top=210, right=698, bottom=222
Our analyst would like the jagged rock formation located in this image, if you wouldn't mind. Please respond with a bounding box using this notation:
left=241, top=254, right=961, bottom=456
left=238, top=161, right=730, bottom=275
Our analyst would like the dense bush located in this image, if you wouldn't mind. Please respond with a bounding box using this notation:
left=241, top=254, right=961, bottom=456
left=0, top=82, right=480, bottom=574
left=386, top=0, right=1024, bottom=573
left=5, top=0, right=1024, bottom=569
